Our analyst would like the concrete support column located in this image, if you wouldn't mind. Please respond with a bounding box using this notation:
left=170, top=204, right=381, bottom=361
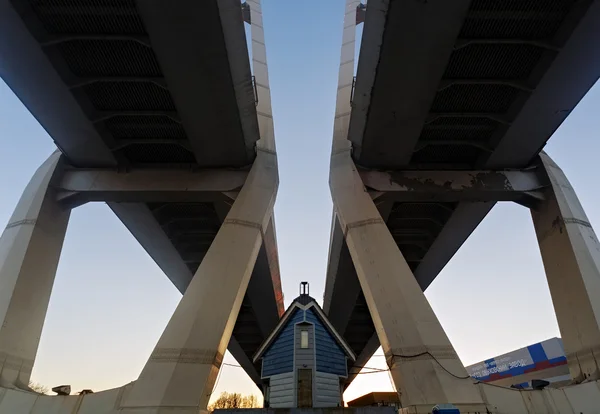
left=531, top=152, right=600, bottom=383
left=333, top=0, right=360, bottom=145
left=247, top=0, right=276, bottom=153
left=329, top=143, right=485, bottom=412
left=121, top=150, right=278, bottom=413
left=0, top=152, right=70, bottom=389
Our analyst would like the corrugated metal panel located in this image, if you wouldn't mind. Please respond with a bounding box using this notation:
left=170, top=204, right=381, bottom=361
left=29, top=0, right=146, bottom=35
left=431, top=84, right=520, bottom=113
left=444, top=44, right=544, bottom=79
left=269, top=372, right=295, bottom=408
left=305, top=309, right=347, bottom=377
left=460, top=0, right=576, bottom=40
left=295, top=324, right=314, bottom=369
left=83, top=81, right=175, bottom=111
left=314, top=372, right=342, bottom=408
left=262, top=309, right=303, bottom=377
left=59, top=40, right=161, bottom=77
left=412, top=144, right=482, bottom=165
left=420, top=116, right=498, bottom=144
left=121, top=143, right=195, bottom=164
left=104, top=115, right=187, bottom=140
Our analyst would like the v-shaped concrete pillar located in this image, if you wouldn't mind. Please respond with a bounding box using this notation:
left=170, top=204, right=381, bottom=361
left=532, top=152, right=600, bottom=383
left=329, top=142, right=485, bottom=412
left=0, top=152, right=70, bottom=389
left=120, top=150, right=278, bottom=413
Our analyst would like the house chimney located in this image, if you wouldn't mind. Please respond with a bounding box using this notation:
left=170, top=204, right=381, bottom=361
left=300, top=281, right=309, bottom=296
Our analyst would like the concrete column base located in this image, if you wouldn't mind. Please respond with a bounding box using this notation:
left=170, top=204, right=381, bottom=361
left=3, top=380, right=600, bottom=413
left=0, top=152, right=69, bottom=389
left=532, top=152, right=600, bottom=383
left=399, top=402, right=487, bottom=414
left=119, top=409, right=208, bottom=414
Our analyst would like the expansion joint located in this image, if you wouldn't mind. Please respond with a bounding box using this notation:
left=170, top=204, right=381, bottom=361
left=149, top=348, right=224, bottom=368
left=343, top=218, right=384, bottom=237
left=223, top=218, right=265, bottom=240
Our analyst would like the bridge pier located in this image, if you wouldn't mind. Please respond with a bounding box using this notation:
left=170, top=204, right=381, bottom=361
left=120, top=150, right=278, bottom=413
left=0, top=151, right=70, bottom=389
left=531, top=152, right=600, bottom=383
left=329, top=142, right=485, bottom=412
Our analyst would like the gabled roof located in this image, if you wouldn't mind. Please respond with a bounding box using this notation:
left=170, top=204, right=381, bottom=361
left=253, top=295, right=356, bottom=363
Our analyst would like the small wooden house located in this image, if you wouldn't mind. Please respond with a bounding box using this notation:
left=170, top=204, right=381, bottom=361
left=253, top=283, right=356, bottom=408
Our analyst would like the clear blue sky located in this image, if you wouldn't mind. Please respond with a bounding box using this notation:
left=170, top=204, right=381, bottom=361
left=1, top=0, right=599, bottom=404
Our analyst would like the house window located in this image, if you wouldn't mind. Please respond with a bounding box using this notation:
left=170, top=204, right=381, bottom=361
left=301, top=330, right=309, bottom=349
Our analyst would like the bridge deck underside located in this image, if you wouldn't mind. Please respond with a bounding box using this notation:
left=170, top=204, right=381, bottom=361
left=359, top=0, right=595, bottom=274
left=329, top=0, right=600, bottom=385
left=1, top=0, right=278, bottom=382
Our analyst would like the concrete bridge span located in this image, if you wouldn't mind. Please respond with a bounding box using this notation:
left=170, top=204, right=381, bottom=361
left=325, top=0, right=600, bottom=411
left=0, top=0, right=280, bottom=411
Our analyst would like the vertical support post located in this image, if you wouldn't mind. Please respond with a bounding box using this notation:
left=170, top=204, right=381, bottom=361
left=531, top=151, right=600, bottom=382
left=329, top=146, right=485, bottom=412
left=325, top=0, right=364, bottom=323
left=247, top=0, right=285, bottom=317
left=0, top=152, right=70, bottom=388
left=333, top=0, right=360, bottom=146
left=247, top=0, right=276, bottom=154
left=121, top=150, right=278, bottom=413
left=263, top=217, right=285, bottom=316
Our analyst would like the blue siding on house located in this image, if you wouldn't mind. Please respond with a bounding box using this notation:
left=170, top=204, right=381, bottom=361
left=262, top=308, right=304, bottom=377
left=305, top=308, right=347, bottom=376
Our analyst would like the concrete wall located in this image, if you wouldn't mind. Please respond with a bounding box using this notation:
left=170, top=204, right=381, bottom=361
left=269, top=372, right=294, bottom=408
left=4, top=379, right=600, bottom=413
left=0, top=383, right=133, bottom=414
left=477, top=381, right=600, bottom=413
left=215, top=408, right=396, bottom=414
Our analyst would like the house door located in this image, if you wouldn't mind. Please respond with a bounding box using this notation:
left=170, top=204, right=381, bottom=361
left=297, top=369, right=313, bottom=408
